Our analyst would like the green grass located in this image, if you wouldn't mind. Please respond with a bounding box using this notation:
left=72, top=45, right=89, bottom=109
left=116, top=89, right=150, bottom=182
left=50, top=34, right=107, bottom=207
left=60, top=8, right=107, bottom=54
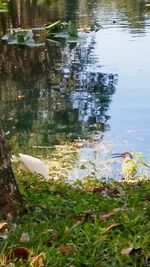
left=0, top=173, right=150, bottom=266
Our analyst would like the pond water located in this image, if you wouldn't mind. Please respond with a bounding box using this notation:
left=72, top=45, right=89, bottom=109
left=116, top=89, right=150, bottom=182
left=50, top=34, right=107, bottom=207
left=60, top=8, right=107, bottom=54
left=0, top=0, right=150, bottom=179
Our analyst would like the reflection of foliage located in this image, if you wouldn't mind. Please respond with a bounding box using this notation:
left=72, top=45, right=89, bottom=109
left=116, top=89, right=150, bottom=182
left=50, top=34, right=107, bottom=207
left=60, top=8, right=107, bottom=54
left=16, top=110, right=35, bottom=131
left=94, top=0, right=145, bottom=32
left=0, top=0, right=147, bottom=39
left=35, top=0, right=56, bottom=6
left=0, top=1, right=8, bottom=11
left=0, top=33, right=117, bottom=150
left=116, top=0, right=145, bottom=30
left=50, top=36, right=117, bottom=131
left=0, top=0, right=119, bottom=152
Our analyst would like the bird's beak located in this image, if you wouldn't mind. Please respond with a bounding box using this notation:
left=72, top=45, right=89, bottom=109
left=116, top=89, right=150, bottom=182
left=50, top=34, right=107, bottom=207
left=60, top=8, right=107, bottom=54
left=112, top=153, right=123, bottom=158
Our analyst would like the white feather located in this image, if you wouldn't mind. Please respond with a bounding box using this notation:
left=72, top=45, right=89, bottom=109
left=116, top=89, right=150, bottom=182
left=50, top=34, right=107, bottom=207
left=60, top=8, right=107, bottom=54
left=19, top=153, right=50, bottom=180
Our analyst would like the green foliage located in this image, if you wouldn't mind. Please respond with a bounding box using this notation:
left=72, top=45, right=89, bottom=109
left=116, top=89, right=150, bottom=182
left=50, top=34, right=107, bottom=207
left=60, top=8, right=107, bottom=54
left=17, top=32, right=26, bottom=44
left=1, top=20, right=101, bottom=47
left=122, top=151, right=149, bottom=181
left=68, top=21, right=78, bottom=37
left=45, top=20, right=78, bottom=40
left=2, top=29, right=44, bottom=47
left=132, top=151, right=149, bottom=176
left=37, top=0, right=46, bottom=5
left=45, top=20, right=62, bottom=31
left=0, top=171, right=150, bottom=266
left=45, top=20, right=100, bottom=41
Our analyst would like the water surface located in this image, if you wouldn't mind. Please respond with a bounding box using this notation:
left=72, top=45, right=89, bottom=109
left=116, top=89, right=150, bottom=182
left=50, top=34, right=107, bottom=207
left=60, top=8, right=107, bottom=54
left=0, top=0, right=150, bottom=179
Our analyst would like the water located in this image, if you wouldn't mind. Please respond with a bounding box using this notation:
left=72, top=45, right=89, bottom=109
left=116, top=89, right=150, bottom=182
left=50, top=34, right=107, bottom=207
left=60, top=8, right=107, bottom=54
left=0, top=0, right=150, bottom=179
left=97, top=21, right=150, bottom=157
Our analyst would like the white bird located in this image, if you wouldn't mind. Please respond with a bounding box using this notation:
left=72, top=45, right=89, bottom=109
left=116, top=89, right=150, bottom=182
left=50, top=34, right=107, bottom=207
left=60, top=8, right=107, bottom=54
left=18, top=153, right=50, bottom=180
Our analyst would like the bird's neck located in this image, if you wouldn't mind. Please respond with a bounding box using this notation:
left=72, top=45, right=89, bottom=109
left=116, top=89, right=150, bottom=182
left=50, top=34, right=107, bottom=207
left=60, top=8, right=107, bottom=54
left=124, top=156, right=132, bottom=161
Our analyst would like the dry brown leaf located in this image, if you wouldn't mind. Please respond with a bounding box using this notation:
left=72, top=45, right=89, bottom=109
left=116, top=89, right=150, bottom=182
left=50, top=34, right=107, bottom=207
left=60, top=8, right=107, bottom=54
left=46, top=235, right=59, bottom=247
left=31, top=252, right=45, bottom=267
left=104, top=222, right=120, bottom=233
left=7, top=246, right=31, bottom=261
left=58, top=244, right=72, bottom=255
left=121, top=247, right=134, bottom=255
left=99, top=209, right=120, bottom=221
left=100, top=206, right=129, bottom=222
left=0, top=222, right=8, bottom=233
left=92, top=186, right=120, bottom=197
left=73, top=215, right=85, bottom=222
left=84, top=211, right=94, bottom=220
left=121, top=247, right=142, bottom=256
left=74, top=211, right=94, bottom=223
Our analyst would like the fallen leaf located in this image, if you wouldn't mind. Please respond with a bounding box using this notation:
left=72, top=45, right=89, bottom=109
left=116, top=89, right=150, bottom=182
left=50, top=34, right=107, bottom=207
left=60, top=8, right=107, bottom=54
left=58, top=244, right=72, bottom=255
left=92, top=186, right=120, bottom=197
left=99, top=209, right=120, bottom=221
left=31, top=252, right=45, bottom=266
left=0, top=222, right=8, bottom=233
left=84, top=210, right=94, bottom=220
left=92, top=186, right=109, bottom=194
left=73, top=215, right=85, bottom=222
left=46, top=234, right=59, bottom=246
left=74, top=211, right=94, bottom=223
left=99, top=206, right=129, bottom=221
left=7, top=246, right=31, bottom=261
left=121, top=247, right=134, bottom=255
left=20, top=233, right=30, bottom=243
left=104, top=222, right=120, bottom=233
left=121, top=247, right=142, bottom=256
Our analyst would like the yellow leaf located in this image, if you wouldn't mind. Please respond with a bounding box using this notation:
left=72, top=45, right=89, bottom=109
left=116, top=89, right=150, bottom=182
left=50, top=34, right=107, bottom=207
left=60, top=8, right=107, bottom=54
left=31, top=252, right=45, bottom=266
left=104, top=222, right=120, bottom=233
left=0, top=222, right=8, bottom=233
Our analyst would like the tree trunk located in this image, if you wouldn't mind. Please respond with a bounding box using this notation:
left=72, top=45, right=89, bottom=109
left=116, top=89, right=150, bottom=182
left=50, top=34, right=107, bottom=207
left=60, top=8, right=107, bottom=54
left=0, top=124, right=23, bottom=218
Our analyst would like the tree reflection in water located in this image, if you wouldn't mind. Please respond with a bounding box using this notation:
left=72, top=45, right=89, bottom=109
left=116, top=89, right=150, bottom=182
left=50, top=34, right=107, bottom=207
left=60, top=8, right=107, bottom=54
left=0, top=32, right=117, bottom=151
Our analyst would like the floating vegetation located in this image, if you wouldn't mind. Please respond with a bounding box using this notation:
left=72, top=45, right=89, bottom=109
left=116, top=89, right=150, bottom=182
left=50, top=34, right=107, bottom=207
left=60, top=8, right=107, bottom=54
left=45, top=20, right=101, bottom=39
left=1, top=20, right=101, bottom=47
left=2, top=28, right=45, bottom=46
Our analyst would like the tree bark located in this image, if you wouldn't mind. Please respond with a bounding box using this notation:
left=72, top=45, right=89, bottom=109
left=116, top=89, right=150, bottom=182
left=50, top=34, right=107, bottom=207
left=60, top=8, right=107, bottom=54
left=0, top=124, right=23, bottom=218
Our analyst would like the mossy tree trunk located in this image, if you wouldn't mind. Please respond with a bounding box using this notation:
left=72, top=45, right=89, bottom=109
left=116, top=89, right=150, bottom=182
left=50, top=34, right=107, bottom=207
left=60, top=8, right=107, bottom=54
left=0, top=124, right=23, bottom=218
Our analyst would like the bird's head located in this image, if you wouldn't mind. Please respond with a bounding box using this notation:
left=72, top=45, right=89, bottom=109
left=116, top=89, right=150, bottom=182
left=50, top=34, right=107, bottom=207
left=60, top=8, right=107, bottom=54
left=112, top=152, right=133, bottom=160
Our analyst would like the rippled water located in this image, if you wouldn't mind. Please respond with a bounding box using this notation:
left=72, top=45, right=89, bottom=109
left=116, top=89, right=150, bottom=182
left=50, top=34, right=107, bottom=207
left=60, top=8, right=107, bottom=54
left=96, top=7, right=150, bottom=157
left=1, top=0, right=150, bottom=179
